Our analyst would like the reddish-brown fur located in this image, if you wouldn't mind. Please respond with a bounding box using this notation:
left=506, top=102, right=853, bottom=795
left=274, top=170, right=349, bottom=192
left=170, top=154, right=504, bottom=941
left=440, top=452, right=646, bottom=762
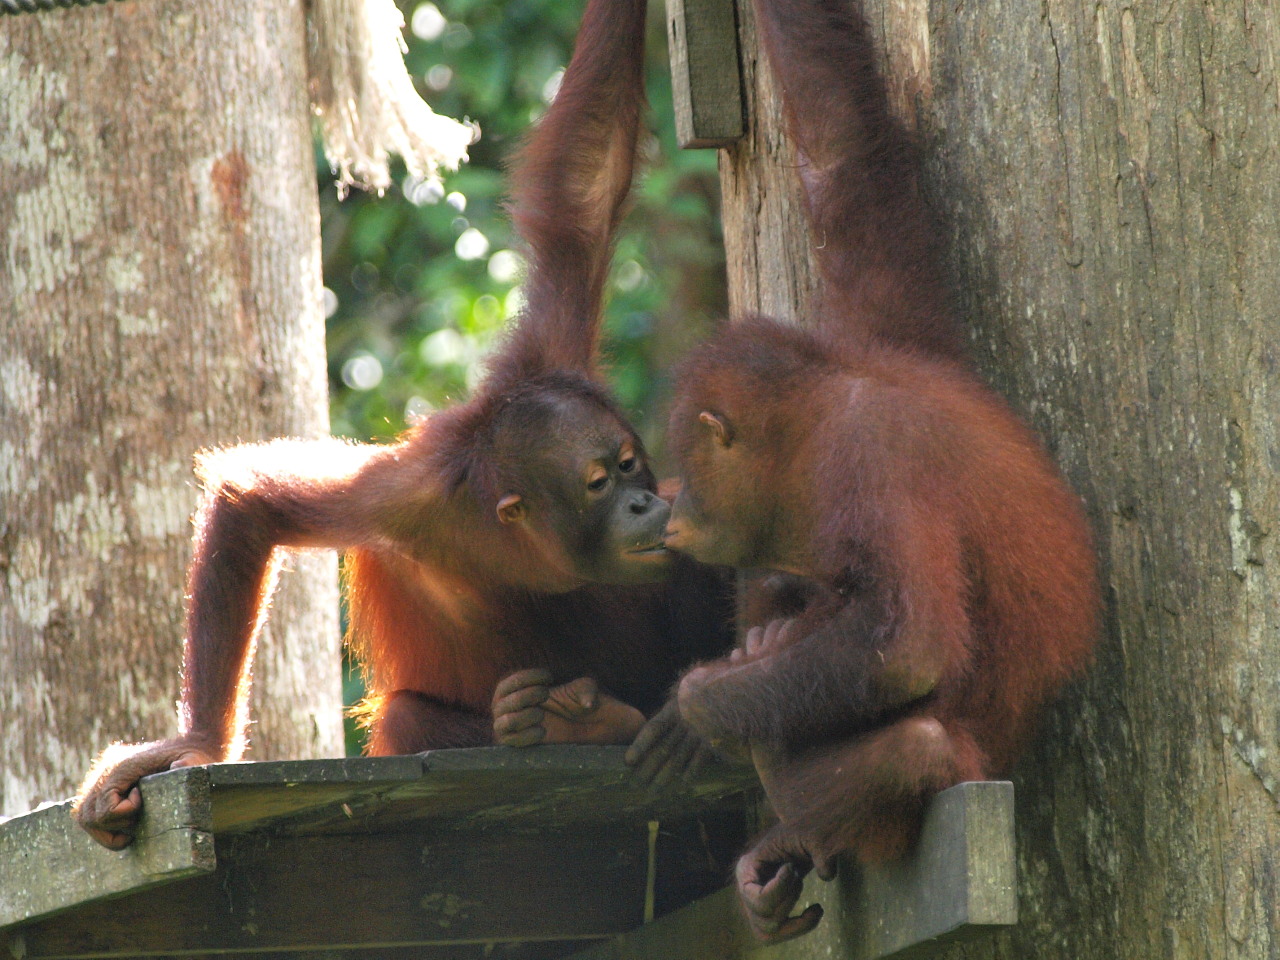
left=662, top=0, right=1098, bottom=941
left=72, top=0, right=733, bottom=850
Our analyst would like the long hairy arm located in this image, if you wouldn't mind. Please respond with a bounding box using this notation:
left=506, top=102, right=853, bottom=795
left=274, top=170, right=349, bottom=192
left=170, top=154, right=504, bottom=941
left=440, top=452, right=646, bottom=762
left=488, top=0, right=649, bottom=382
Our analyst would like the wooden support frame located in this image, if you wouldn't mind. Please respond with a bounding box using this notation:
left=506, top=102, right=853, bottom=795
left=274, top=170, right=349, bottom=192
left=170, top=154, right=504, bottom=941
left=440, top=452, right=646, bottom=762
left=664, top=0, right=744, bottom=147
left=12, top=825, right=653, bottom=956
left=566, top=781, right=1017, bottom=960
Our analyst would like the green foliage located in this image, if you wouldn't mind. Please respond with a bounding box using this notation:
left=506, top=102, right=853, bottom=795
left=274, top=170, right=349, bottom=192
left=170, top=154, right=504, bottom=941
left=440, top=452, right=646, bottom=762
left=322, top=0, right=727, bottom=460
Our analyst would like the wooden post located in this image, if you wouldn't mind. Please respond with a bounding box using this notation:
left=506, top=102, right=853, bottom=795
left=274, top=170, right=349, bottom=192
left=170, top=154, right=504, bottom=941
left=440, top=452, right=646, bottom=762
left=664, top=0, right=744, bottom=148
left=714, top=0, right=819, bottom=322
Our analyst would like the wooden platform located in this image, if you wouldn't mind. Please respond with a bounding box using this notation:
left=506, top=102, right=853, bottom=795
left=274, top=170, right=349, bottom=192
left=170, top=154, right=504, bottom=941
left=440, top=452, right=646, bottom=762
left=0, top=749, right=1015, bottom=960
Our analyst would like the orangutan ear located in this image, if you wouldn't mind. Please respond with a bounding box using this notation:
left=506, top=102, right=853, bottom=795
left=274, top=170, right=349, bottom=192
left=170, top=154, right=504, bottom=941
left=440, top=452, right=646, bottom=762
left=497, top=494, right=527, bottom=524
left=698, top=411, right=733, bottom=448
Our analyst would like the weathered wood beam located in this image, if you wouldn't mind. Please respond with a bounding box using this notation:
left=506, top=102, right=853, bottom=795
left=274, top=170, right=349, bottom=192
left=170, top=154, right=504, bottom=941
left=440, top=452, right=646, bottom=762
left=10, top=826, right=651, bottom=957
left=0, top=768, right=214, bottom=931
left=110, top=947, right=582, bottom=960
left=566, top=781, right=1017, bottom=960
left=664, top=0, right=744, bottom=147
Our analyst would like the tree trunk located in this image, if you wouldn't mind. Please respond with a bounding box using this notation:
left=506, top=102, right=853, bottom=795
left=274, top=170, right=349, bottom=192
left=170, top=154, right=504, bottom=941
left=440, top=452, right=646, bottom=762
left=720, top=0, right=1280, bottom=957
left=0, top=0, right=344, bottom=818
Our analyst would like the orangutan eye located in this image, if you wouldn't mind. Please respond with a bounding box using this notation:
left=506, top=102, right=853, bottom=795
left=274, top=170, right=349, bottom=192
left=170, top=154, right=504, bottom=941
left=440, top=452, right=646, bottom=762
left=587, top=474, right=609, bottom=492
left=619, top=456, right=638, bottom=473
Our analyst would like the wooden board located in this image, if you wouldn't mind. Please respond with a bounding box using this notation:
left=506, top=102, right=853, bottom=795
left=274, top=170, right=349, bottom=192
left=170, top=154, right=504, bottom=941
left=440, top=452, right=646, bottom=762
left=11, top=826, right=652, bottom=957
left=0, top=768, right=214, bottom=931
left=665, top=0, right=744, bottom=147
left=567, top=781, right=1016, bottom=960
left=208, top=747, right=757, bottom=835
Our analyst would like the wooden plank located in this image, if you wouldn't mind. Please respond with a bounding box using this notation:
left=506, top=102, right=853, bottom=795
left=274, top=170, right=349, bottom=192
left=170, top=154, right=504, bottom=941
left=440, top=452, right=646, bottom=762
left=205, top=755, right=427, bottom=788
left=783, top=780, right=1018, bottom=958
left=132, top=946, right=590, bottom=960
left=205, top=755, right=427, bottom=833
left=567, top=781, right=1016, bottom=960
left=13, top=825, right=651, bottom=957
left=206, top=747, right=758, bottom=837
left=411, top=746, right=758, bottom=825
left=0, top=767, right=214, bottom=931
left=845, top=780, right=1017, bottom=958
left=571, top=887, right=744, bottom=960
left=665, top=0, right=744, bottom=147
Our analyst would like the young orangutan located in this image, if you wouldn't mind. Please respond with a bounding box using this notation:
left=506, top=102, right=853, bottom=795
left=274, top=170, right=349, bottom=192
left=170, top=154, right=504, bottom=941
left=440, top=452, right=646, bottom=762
left=662, top=0, right=1098, bottom=941
left=73, top=0, right=732, bottom=850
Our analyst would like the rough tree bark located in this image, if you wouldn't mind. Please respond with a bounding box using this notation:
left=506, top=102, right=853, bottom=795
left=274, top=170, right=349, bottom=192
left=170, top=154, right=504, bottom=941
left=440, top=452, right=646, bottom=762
left=720, top=0, right=1280, bottom=957
left=0, top=0, right=344, bottom=818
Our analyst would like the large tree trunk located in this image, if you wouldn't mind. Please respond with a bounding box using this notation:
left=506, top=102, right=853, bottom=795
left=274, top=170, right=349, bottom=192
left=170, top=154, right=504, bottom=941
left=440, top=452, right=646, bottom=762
left=0, top=0, right=344, bottom=818
left=721, top=0, right=1280, bottom=957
